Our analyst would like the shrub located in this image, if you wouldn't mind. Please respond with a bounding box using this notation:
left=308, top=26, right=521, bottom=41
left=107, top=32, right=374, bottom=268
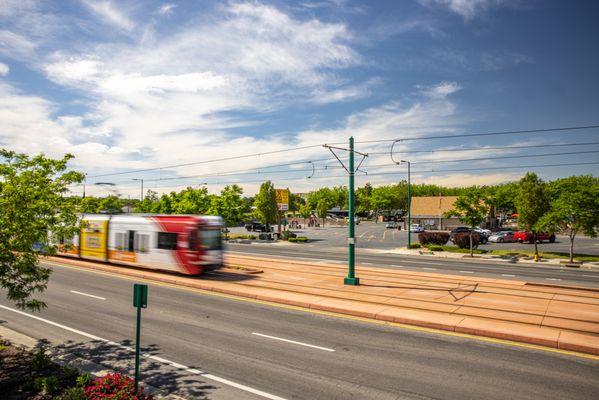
left=76, top=372, right=92, bottom=388
left=418, top=232, right=450, bottom=245
left=453, top=232, right=480, bottom=249
left=58, top=387, right=86, bottom=400
left=281, top=230, right=297, bottom=240
left=31, top=346, right=52, bottom=372
left=33, top=376, right=59, bottom=395
left=288, top=237, right=298, bottom=242
left=426, top=245, right=444, bottom=251
left=296, top=236, right=308, bottom=242
left=85, top=373, right=153, bottom=400
left=408, top=243, right=421, bottom=249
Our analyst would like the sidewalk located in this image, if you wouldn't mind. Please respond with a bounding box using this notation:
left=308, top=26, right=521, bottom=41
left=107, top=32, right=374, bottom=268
left=46, top=255, right=599, bottom=356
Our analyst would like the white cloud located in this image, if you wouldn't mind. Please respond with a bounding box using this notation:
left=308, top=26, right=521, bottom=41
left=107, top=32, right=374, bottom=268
left=420, top=0, right=510, bottom=20
left=411, top=172, right=522, bottom=187
left=0, top=62, right=9, bottom=76
left=0, top=30, right=37, bottom=60
left=422, top=81, right=462, bottom=98
left=81, top=0, right=135, bottom=31
left=157, top=3, right=176, bottom=16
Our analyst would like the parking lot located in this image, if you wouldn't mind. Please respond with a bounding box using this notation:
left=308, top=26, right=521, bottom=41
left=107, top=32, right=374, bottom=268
left=231, top=221, right=599, bottom=255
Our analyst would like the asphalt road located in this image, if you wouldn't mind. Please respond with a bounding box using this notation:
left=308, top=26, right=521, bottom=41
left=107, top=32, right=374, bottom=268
left=226, top=243, right=599, bottom=288
left=1, top=264, right=598, bottom=399
left=232, top=222, right=599, bottom=254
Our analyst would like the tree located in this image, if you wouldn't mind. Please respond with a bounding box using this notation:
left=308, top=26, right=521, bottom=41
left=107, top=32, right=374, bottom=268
left=288, top=191, right=305, bottom=213
left=538, top=175, right=599, bottom=262
left=172, top=187, right=212, bottom=214
left=98, top=195, right=123, bottom=213
left=298, top=203, right=312, bottom=225
left=208, top=185, right=249, bottom=227
left=0, top=150, right=84, bottom=310
left=135, top=189, right=159, bottom=213
left=316, top=199, right=329, bottom=227
left=445, top=187, right=489, bottom=257
left=516, top=173, right=550, bottom=259
left=254, top=181, right=277, bottom=228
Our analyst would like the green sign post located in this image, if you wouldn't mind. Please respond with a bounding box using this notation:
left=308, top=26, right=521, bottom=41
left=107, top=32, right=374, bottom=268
left=133, top=283, right=148, bottom=394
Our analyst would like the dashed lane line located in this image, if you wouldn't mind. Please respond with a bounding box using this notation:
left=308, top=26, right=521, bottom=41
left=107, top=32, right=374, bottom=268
left=69, top=290, right=106, bottom=300
left=252, top=332, right=335, bottom=352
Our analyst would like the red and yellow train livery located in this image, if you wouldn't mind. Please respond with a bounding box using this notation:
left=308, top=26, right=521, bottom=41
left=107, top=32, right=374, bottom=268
left=56, top=214, right=224, bottom=275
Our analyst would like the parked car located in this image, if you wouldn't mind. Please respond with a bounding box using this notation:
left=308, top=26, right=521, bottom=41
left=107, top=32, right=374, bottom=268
left=514, top=231, right=556, bottom=243
left=488, top=231, right=516, bottom=243
left=244, top=221, right=269, bottom=232
left=385, top=221, right=398, bottom=229
left=450, top=226, right=488, bottom=244
left=473, top=227, right=492, bottom=236
left=410, top=224, right=424, bottom=233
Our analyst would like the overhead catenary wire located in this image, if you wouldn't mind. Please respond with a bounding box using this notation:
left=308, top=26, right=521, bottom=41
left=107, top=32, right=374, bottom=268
left=76, top=160, right=599, bottom=195
left=367, top=141, right=599, bottom=155
left=84, top=124, right=599, bottom=179
left=350, top=124, right=599, bottom=144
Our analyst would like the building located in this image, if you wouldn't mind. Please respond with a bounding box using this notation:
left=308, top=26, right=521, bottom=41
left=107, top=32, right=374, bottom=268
left=408, top=196, right=461, bottom=230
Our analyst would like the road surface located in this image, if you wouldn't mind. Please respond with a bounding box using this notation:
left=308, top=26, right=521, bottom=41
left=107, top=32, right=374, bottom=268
left=1, top=263, right=598, bottom=399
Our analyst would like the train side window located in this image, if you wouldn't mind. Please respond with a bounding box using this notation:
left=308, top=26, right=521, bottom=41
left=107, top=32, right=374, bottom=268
left=128, top=231, right=135, bottom=252
left=135, top=233, right=149, bottom=253
left=115, top=232, right=126, bottom=250
left=157, top=232, right=178, bottom=250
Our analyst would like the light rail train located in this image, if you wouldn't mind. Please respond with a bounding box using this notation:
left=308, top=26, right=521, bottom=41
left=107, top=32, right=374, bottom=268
left=55, top=214, right=224, bottom=275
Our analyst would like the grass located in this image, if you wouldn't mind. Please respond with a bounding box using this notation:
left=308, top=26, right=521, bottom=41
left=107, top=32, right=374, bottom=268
left=422, top=245, right=599, bottom=262
left=488, top=249, right=599, bottom=262
left=424, top=245, right=488, bottom=254
left=228, top=233, right=258, bottom=240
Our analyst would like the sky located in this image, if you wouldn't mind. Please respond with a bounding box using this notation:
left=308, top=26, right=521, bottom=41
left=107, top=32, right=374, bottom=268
left=1, top=0, right=598, bottom=197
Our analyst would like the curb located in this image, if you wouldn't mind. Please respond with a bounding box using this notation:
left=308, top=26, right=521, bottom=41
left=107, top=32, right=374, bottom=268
left=45, top=256, right=599, bottom=357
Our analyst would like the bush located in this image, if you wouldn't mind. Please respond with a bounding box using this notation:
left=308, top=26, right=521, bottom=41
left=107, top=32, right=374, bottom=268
left=426, top=245, right=444, bottom=251
left=407, top=243, right=421, bottom=249
left=58, top=387, right=86, bottom=400
left=85, top=373, right=153, bottom=400
left=453, top=232, right=480, bottom=249
left=281, top=230, right=297, bottom=240
left=33, top=376, right=59, bottom=395
left=296, top=236, right=308, bottom=242
left=288, top=237, right=298, bottom=242
left=31, top=346, right=52, bottom=372
left=418, top=232, right=450, bottom=245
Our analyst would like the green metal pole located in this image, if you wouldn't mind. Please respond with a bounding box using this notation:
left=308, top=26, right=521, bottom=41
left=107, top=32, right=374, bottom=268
left=407, top=161, right=411, bottom=249
left=345, top=137, right=359, bottom=285
left=134, top=306, right=141, bottom=394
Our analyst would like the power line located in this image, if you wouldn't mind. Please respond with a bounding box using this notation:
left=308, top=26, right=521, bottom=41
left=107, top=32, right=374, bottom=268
left=87, top=143, right=326, bottom=178
left=352, top=124, right=599, bottom=144
left=368, top=141, right=599, bottom=155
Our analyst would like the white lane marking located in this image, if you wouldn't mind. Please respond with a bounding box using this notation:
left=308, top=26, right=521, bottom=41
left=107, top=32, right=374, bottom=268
left=391, top=265, right=405, bottom=268
left=363, top=262, right=374, bottom=265
left=423, top=267, right=437, bottom=270
left=458, top=271, right=474, bottom=274
left=0, top=305, right=287, bottom=400
left=582, top=275, right=596, bottom=278
left=69, top=290, right=106, bottom=300
left=502, top=274, right=516, bottom=277
left=546, top=278, right=562, bottom=281
left=252, top=332, right=335, bottom=352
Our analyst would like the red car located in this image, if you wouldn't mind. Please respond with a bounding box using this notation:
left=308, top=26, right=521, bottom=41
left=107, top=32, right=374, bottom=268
left=513, top=231, right=556, bottom=243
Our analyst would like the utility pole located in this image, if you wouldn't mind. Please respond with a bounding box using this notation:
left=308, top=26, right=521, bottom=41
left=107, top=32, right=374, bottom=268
left=402, top=160, right=411, bottom=249
left=133, top=178, right=144, bottom=201
left=324, top=137, right=367, bottom=286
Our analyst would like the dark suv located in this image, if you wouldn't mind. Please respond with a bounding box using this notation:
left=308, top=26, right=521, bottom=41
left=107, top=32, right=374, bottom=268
left=245, top=221, right=270, bottom=232
left=450, top=226, right=488, bottom=244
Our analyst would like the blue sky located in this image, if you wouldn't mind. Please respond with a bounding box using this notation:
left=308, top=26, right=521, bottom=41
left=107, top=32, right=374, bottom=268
left=1, top=0, right=598, bottom=197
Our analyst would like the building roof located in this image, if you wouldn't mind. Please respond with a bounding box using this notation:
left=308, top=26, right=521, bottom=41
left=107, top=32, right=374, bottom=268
left=410, top=196, right=458, bottom=218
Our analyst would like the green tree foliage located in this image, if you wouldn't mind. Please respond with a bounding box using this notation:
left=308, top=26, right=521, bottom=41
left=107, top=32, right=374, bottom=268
left=208, top=185, right=250, bottom=226
left=316, top=199, right=329, bottom=226
left=135, top=189, right=160, bottom=213
left=355, top=183, right=373, bottom=214
left=538, top=175, right=599, bottom=262
left=171, top=187, right=212, bottom=214
left=288, top=191, right=305, bottom=213
left=298, top=203, right=312, bottom=223
left=446, top=187, right=489, bottom=256
left=0, top=150, right=84, bottom=310
left=254, top=181, right=277, bottom=227
left=98, top=195, right=123, bottom=213
left=515, top=173, right=550, bottom=258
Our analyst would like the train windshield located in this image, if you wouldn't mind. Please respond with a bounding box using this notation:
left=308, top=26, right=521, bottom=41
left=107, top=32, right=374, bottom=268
left=200, top=228, right=222, bottom=250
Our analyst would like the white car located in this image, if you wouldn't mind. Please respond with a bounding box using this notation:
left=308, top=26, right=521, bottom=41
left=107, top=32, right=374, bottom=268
left=410, top=224, right=424, bottom=233
left=488, top=231, right=516, bottom=243
left=473, top=227, right=492, bottom=236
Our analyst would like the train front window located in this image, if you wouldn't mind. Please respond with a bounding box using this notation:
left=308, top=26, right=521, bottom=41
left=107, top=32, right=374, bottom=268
left=200, top=229, right=222, bottom=250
